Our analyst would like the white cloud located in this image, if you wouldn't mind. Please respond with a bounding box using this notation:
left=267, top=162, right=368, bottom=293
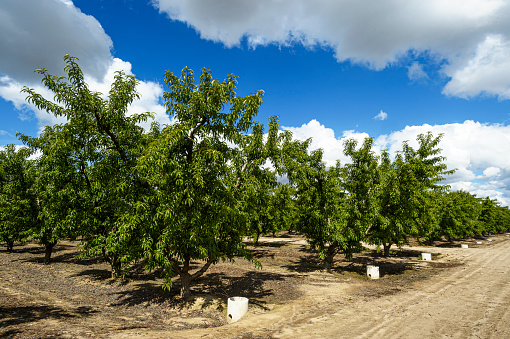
left=282, top=119, right=373, bottom=167
left=0, top=0, right=112, bottom=84
left=282, top=119, right=510, bottom=205
left=443, top=35, right=510, bottom=99
left=0, top=0, right=168, bottom=135
left=0, top=75, right=68, bottom=131
left=152, top=0, right=510, bottom=99
left=408, top=62, right=428, bottom=81
left=373, top=110, right=388, bottom=121
left=482, top=166, right=501, bottom=178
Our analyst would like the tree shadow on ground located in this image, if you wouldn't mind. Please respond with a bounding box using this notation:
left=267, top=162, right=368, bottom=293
left=335, top=250, right=422, bottom=278
left=5, top=243, right=73, bottom=256
left=340, top=258, right=419, bottom=278
left=372, top=248, right=424, bottom=258
left=246, top=241, right=289, bottom=249
left=193, top=271, right=288, bottom=310
left=285, top=249, right=422, bottom=278
left=109, top=282, right=182, bottom=308
left=107, top=269, right=289, bottom=311
left=75, top=268, right=113, bottom=281
left=42, top=251, right=104, bottom=266
left=434, top=242, right=463, bottom=248
left=0, top=305, right=96, bottom=335
left=71, top=259, right=168, bottom=282
left=283, top=255, right=323, bottom=273
left=203, top=271, right=284, bottom=297
left=125, top=261, right=165, bottom=281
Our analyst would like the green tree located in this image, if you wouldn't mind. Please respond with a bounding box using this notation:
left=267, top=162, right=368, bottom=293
left=234, top=118, right=290, bottom=243
left=435, top=190, right=482, bottom=241
left=22, top=126, right=84, bottom=263
left=127, top=67, right=270, bottom=299
left=0, top=145, right=37, bottom=252
left=286, top=137, right=379, bottom=269
left=20, top=54, right=152, bottom=269
left=369, top=132, right=452, bottom=254
left=478, top=197, right=508, bottom=235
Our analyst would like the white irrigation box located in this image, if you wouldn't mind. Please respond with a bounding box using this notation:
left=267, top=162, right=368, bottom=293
left=367, top=265, right=379, bottom=279
left=227, top=297, right=249, bottom=323
left=421, top=252, right=432, bottom=261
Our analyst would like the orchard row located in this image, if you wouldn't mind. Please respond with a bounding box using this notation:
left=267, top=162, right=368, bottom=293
left=1, top=56, right=509, bottom=299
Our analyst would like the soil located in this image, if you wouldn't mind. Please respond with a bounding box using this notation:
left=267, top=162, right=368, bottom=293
left=1, top=233, right=509, bottom=338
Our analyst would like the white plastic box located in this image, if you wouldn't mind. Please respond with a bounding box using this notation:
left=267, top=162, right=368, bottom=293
left=367, top=265, right=379, bottom=279
left=227, top=297, right=249, bottom=323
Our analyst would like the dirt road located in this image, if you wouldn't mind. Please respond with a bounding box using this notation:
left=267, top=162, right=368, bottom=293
left=274, top=239, right=510, bottom=338
left=143, top=236, right=510, bottom=338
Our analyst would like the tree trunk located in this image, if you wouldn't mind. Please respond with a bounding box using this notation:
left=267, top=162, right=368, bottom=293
left=180, top=272, right=192, bottom=301
left=6, top=240, right=14, bottom=252
left=111, top=256, right=122, bottom=279
left=323, top=241, right=338, bottom=271
left=425, top=239, right=435, bottom=246
left=44, top=241, right=56, bottom=264
left=383, top=243, right=391, bottom=257
left=253, top=231, right=260, bottom=245
left=174, top=257, right=214, bottom=301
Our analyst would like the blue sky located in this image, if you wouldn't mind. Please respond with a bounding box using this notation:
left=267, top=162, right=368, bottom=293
left=2, top=0, right=510, bottom=205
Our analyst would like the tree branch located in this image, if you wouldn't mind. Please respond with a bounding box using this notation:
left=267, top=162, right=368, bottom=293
left=235, top=159, right=250, bottom=188
left=190, top=259, right=214, bottom=280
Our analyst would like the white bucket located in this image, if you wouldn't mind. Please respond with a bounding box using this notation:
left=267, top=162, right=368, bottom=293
left=227, top=297, right=249, bottom=323
left=461, top=244, right=469, bottom=248
left=476, top=241, right=482, bottom=245
left=421, top=253, right=432, bottom=261
left=367, top=265, right=379, bottom=279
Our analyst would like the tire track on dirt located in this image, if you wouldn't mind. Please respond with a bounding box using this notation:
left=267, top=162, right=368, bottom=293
left=273, top=239, right=510, bottom=338
left=360, top=240, right=510, bottom=338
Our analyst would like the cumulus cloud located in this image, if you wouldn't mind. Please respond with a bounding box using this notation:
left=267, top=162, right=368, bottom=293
left=282, top=119, right=373, bottom=167
left=373, top=110, right=388, bottom=121
left=0, top=0, right=112, bottom=84
left=408, top=62, right=428, bottom=81
left=443, top=35, right=510, bottom=99
left=0, top=0, right=168, bottom=135
left=282, top=119, right=510, bottom=205
left=0, top=75, right=68, bottom=130
left=152, top=0, right=510, bottom=99
left=482, top=166, right=501, bottom=178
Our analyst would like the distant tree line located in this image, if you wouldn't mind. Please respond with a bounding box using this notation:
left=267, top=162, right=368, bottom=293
left=1, top=56, right=509, bottom=299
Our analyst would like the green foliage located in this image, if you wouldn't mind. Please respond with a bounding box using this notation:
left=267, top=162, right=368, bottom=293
left=126, top=67, right=268, bottom=299
left=369, top=132, right=453, bottom=254
left=478, top=197, right=510, bottom=234
left=435, top=190, right=482, bottom=241
left=20, top=54, right=153, bottom=267
left=9, top=54, right=510, bottom=299
left=338, top=138, right=380, bottom=259
left=21, top=126, right=84, bottom=262
left=0, top=145, right=37, bottom=251
left=283, top=135, right=379, bottom=268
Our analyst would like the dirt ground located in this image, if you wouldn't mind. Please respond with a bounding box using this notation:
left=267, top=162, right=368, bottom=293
left=1, top=233, right=509, bottom=338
